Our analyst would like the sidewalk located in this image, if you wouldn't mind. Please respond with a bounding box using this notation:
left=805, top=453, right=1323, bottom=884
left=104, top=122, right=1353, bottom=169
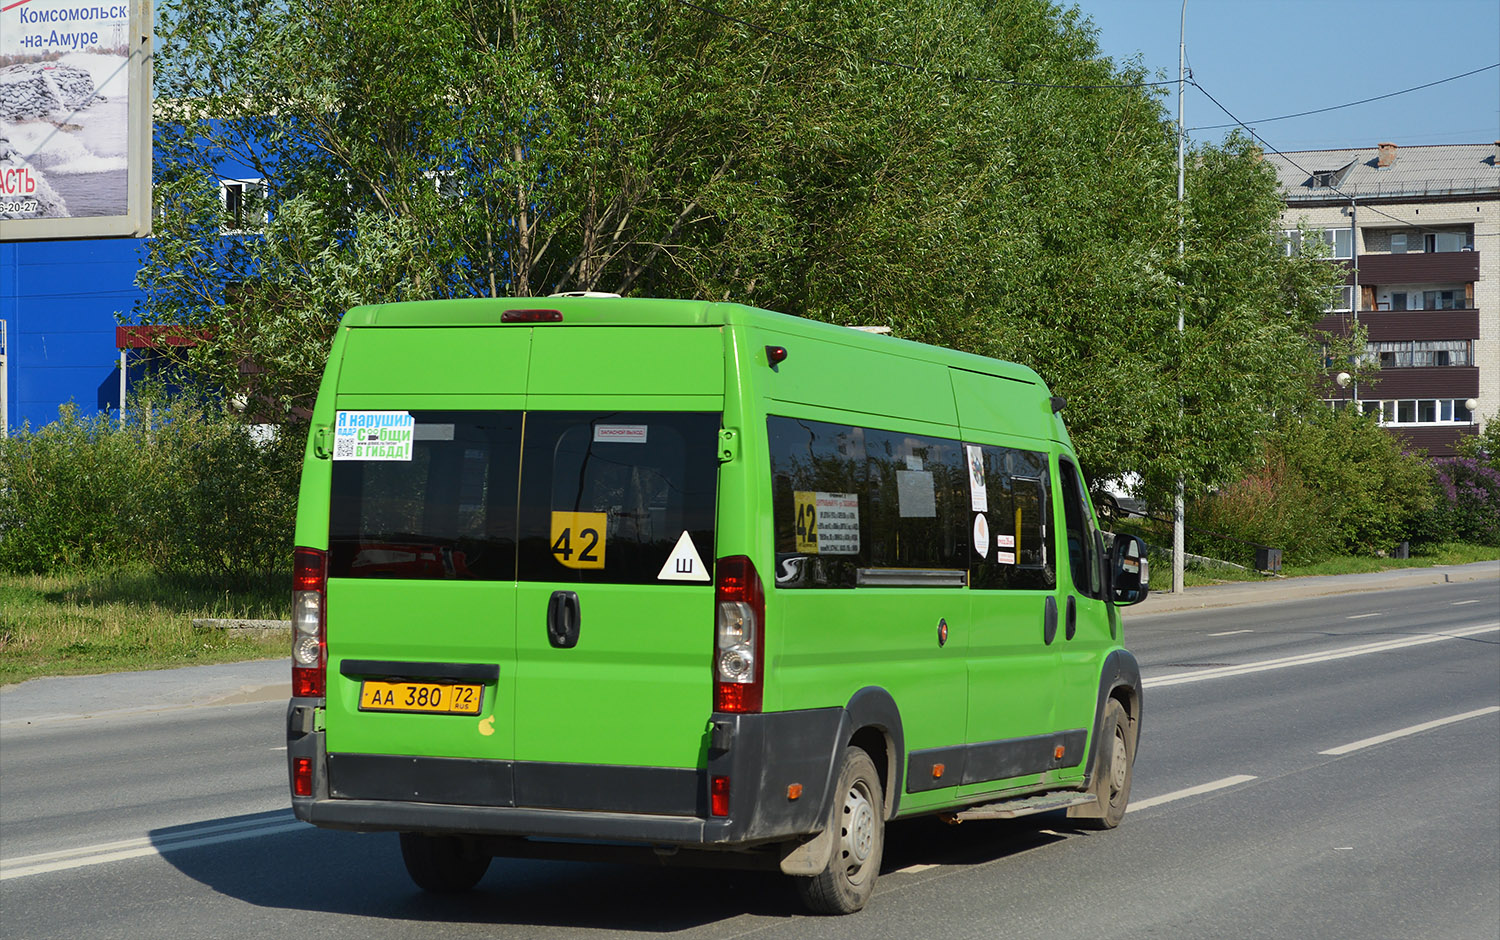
left=2, top=561, right=1495, bottom=725
left=1134, top=559, right=1498, bottom=616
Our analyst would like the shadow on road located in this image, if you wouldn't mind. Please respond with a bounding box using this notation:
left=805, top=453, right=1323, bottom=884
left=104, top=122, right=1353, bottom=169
left=152, top=809, right=1081, bottom=930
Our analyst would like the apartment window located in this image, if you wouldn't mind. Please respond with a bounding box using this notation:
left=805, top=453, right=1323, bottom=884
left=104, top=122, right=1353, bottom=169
left=220, top=179, right=267, bottom=233
left=1325, top=285, right=1355, bottom=312
left=1367, top=399, right=1475, bottom=425
left=1366, top=340, right=1471, bottom=368
left=1422, top=289, right=1461, bottom=311
left=1281, top=228, right=1352, bottom=259
left=1425, top=232, right=1472, bottom=253
left=1390, top=233, right=1408, bottom=254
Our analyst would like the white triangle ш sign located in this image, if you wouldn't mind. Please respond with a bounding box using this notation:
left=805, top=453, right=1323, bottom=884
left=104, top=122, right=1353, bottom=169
left=658, top=531, right=711, bottom=582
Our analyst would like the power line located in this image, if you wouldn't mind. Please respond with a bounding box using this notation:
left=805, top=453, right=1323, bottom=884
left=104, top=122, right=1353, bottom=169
left=672, top=0, right=1180, bottom=89
left=1189, top=63, right=1499, bottom=131
left=1188, top=78, right=1500, bottom=239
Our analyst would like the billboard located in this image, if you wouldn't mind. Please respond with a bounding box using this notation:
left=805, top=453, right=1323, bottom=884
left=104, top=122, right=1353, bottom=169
left=0, top=0, right=151, bottom=240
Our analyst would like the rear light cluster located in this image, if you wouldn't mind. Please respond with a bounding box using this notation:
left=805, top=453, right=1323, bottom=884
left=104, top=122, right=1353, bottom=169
left=714, top=556, right=765, bottom=713
left=292, top=547, right=327, bottom=697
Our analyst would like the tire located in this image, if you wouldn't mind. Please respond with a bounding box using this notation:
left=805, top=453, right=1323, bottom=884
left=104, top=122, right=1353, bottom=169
left=1081, top=699, right=1134, bottom=830
left=795, top=747, right=885, bottom=915
left=399, top=832, right=491, bottom=893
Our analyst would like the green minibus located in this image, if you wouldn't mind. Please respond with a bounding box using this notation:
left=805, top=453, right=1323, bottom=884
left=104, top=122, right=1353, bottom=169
left=286, top=296, right=1148, bottom=914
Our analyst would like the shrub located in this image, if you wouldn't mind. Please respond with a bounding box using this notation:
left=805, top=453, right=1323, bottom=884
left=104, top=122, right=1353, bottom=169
left=1190, top=407, right=1433, bottom=563
left=0, top=389, right=303, bottom=578
left=1411, top=457, right=1500, bottom=548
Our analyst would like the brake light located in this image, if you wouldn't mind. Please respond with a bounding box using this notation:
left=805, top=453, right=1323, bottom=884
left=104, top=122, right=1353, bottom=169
left=501, top=308, right=563, bottom=323
left=711, top=775, right=731, bottom=817
left=292, top=547, right=326, bottom=698
left=714, top=556, right=764, bottom=713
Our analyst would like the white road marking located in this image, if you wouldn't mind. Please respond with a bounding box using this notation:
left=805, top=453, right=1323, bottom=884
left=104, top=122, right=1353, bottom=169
left=1451, top=599, right=1481, bottom=606
left=1127, top=775, right=1257, bottom=812
left=894, top=863, right=942, bottom=874
left=1144, top=622, right=1499, bottom=688
left=0, top=814, right=309, bottom=880
left=1318, top=706, right=1500, bottom=756
left=1345, top=612, right=1383, bottom=620
left=1207, top=630, right=1253, bottom=637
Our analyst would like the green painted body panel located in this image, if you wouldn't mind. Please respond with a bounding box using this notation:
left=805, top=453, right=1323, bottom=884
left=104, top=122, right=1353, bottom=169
left=950, top=368, right=1051, bottom=446
left=296, top=297, right=1133, bottom=820
left=512, top=582, right=713, bottom=767
left=324, top=579, right=516, bottom=759
left=526, top=326, right=724, bottom=397
left=337, top=327, right=532, bottom=396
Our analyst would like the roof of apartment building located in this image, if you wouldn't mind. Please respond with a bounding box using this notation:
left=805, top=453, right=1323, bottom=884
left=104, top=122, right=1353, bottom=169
left=1264, top=141, right=1500, bottom=203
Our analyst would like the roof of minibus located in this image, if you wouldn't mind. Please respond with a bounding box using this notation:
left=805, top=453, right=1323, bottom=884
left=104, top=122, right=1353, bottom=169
left=340, top=296, right=1046, bottom=387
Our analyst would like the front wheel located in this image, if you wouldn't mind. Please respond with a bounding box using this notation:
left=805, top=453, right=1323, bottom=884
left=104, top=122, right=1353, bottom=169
left=795, top=746, right=885, bottom=915
left=399, top=832, right=491, bottom=893
left=1081, top=698, right=1134, bottom=829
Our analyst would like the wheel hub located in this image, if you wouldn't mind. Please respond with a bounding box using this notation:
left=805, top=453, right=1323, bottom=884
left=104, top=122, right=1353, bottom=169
left=844, top=785, right=876, bottom=868
left=1109, top=729, right=1128, bottom=794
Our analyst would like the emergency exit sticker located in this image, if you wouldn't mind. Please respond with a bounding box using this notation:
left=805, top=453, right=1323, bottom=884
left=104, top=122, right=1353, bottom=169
left=333, top=411, right=414, bottom=461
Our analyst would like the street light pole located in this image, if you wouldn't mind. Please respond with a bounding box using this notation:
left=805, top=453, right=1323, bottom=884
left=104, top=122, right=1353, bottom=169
left=1173, top=0, right=1187, bottom=594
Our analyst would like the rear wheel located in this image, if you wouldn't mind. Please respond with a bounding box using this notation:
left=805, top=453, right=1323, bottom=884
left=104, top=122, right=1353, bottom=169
left=796, top=747, right=884, bottom=915
left=399, top=832, right=491, bottom=893
left=1081, top=699, right=1134, bottom=829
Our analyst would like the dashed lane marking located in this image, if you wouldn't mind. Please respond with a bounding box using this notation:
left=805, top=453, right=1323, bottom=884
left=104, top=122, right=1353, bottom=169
left=1144, top=622, right=1499, bottom=688
left=1319, top=706, right=1500, bottom=756
left=1127, top=775, right=1257, bottom=812
left=0, top=813, right=309, bottom=880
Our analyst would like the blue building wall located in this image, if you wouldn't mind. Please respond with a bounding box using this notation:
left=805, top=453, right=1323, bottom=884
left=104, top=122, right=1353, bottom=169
left=1, top=237, right=145, bottom=432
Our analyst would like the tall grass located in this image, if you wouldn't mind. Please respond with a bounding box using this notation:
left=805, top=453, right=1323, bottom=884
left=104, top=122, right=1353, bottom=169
left=0, top=567, right=288, bottom=685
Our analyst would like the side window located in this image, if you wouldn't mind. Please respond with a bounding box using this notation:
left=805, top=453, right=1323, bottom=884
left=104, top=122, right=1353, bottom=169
left=768, top=416, right=966, bottom=588
left=329, top=411, right=521, bottom=580
left=516, top=412, right=719, bottom=585
left=1057, top=459, right=1102, bottom=598
left=968, top=444, right=1056, bottom=591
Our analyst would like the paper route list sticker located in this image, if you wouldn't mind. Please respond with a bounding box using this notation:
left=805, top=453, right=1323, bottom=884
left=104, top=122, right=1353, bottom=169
left=793, top=491, right=861, bottom=555
left=333, top=411, right=415, bottom=461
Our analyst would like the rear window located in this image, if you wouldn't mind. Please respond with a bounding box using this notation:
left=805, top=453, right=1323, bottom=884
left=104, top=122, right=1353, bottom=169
left=329, top=410, right=720, bottom=584
left=329, top=412, right=521, bottom=580
left=517, top=412, right=720, bottom=585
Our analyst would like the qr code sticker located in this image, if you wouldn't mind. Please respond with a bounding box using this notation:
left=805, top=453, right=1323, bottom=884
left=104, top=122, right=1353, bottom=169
left=333, top=439, right=355, bottom=459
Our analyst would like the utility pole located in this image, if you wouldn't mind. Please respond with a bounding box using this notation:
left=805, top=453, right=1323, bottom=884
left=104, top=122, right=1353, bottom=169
left=1173, top=0, right=1187, bottom=594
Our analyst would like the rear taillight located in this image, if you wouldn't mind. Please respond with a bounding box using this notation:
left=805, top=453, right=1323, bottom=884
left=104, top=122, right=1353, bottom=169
left=292, top=547, right=326, bottom=698
left=293, top=758, right=313, bottom=797
left=714, top=556, right=764, bottom=713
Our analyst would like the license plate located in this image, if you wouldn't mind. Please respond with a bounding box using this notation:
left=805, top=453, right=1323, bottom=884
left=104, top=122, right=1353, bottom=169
left=358, top=681, right=483, bottom=715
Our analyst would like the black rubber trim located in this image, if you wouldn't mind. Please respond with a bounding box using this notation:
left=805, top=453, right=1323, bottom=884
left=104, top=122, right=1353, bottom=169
left=1080, top=649, right=1143, bottom=789
left=326, top=753, right=702, bottom=816
left=338, top=660, right=500, bottom=681
left=306, top=799, right=717, bottom=844
left=907, top=730, right=1088, bottom=792
left=906, top=746, right=966, bottom=793
left=844, top=686, right=906, bottom=816
left=961, top=730, right=1087, bottom=784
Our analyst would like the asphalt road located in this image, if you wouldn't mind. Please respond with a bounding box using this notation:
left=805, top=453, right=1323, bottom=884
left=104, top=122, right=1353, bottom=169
left=1, top=573, right=1496, bottom=939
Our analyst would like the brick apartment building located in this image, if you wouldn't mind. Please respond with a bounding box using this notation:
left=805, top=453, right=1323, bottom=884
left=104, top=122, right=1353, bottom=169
left=1265, top=141, right=1497, bottom=457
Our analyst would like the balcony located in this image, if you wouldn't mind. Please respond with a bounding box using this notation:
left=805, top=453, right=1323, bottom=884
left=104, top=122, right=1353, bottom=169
left=1341, top=250, right=1479, bottom=285
left=1314, top=309, right=1479, bottom=341
left=1359, top=366, right=1478, bottom=399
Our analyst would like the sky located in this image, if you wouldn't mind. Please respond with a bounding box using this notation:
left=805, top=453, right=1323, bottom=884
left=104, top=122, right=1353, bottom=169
left=1068, top=0, right=1500, bottom=154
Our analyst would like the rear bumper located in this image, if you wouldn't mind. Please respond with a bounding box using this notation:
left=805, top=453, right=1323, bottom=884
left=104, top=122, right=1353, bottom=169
left=287, top=699, right=846, bottom=848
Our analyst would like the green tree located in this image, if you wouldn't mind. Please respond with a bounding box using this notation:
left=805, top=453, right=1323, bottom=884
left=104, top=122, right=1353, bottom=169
left=136, top=0, right=1338, bottom=505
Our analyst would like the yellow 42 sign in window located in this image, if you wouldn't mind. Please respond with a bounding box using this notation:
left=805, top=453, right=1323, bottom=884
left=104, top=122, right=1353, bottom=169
left=550, top=511, right=607, bottom=569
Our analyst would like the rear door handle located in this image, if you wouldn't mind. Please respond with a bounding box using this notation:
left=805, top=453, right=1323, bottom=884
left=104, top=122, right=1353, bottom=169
left=547, top=591, right=581, bottom=648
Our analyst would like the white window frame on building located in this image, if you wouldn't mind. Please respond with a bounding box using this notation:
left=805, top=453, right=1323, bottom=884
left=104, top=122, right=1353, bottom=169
left=220, top=179, right=268, bottom=234
left=1361, top=398, right=1475, bottom=426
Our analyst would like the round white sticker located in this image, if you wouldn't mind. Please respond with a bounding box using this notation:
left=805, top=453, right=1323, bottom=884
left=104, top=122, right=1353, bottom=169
left=973, top=514, right=990, bottom=559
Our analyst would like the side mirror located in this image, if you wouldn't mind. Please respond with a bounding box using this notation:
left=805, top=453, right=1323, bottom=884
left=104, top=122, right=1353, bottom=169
left=1109, top=534, right=1150, bottom=606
